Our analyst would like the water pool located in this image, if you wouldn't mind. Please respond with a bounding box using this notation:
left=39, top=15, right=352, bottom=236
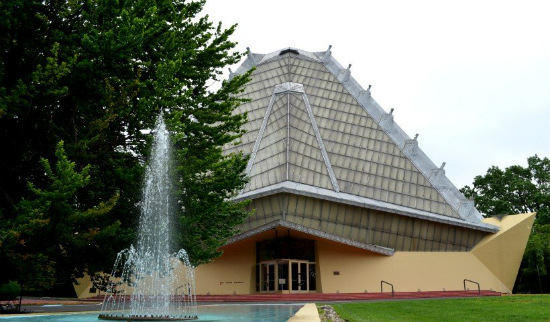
left=0, top=303, right=305, bottom=322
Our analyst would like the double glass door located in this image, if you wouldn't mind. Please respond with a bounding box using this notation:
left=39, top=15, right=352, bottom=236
left=259, top=260, right=315, bottom=293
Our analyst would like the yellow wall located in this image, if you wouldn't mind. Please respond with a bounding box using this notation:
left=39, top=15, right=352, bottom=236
left=193, top=213, right=534, bottom=295
left=311, top=213, right=534, bottom=294
left=472, top=212, right=536, bottom=290
left=195, top=237, right=257, bottom=295
left=75, top=274, right=98, bottom=299
left=194, top=237, right=513, bottom=295
left=74, top=213, right=535, bottom=298
left=316, top=239, right=506, bottom=293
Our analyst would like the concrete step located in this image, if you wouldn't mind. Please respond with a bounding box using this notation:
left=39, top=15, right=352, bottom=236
left=89, top=290, right=501, bottom=303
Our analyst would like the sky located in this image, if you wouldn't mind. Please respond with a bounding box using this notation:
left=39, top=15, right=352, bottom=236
left=202, top=0, right=550, bottom=189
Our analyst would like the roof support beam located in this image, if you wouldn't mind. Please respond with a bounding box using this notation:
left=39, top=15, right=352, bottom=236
left=245, top=92, right=277, bottom=175
left=300, top=91, right=340, bottom=192
left=246, top=82, right=340, bottom=193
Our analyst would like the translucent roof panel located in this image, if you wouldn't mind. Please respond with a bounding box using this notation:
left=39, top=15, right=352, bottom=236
left=287, top=93, right=333, bottom=190
left=226, top=48, right=496, bottom=231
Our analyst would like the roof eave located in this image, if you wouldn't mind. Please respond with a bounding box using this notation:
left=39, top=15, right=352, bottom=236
left=232, top=181, right=500, bottom=233
left=226, top=219, right=395, bottom=256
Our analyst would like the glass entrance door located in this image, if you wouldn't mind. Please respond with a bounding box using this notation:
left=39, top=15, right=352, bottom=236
left=258, top=259, right=315, bottom=293
left=260, top=262, right=275, bottom=292
left=290, top=260, right=309, bottom=292
left=277, top=261, right=289, bottom=291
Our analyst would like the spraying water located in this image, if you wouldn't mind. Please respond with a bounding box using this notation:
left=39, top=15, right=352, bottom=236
left=99, top=114, right=197, bottom=321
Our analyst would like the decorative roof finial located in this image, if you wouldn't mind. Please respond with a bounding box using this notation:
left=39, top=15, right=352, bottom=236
left=246, top=47, right=259, bottom=65
left=380, top=107, right=395, bottom=131
left=228, top=68, right=235, bottom=80
left=440, top=162, right=446, bottom=170
left=321, top=45, right=332, bottom=63
left=339, top=63, right=352, bottom=82
left=404, top=135, right=419, bottom=156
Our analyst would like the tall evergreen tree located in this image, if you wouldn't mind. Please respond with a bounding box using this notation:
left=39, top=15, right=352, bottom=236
left=0, top=0, right=250, bottom=293
left=2, top=141, right=122, bottom=292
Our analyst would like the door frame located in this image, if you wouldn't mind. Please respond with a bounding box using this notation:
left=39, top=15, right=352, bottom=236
left=258, top=259, right=314, bottom=293
left=259, top=261, right=276, bottom=292
left=289, top=260, right=309, bottom=292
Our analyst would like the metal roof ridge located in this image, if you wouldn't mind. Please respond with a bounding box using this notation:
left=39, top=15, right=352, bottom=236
left=233, top=47, right=319, bottom=75
left=310, top=47, right=485, bottom=223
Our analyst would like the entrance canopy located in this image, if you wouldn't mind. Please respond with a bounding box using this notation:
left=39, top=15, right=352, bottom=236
left=228, top=219, right=394, bottom=256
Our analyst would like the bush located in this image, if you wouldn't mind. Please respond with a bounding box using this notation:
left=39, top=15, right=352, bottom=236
left=0, top=281, right=21, bottom=301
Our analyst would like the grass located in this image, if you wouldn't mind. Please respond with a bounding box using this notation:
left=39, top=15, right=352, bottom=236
left=329, top=295, right=550, bottom=322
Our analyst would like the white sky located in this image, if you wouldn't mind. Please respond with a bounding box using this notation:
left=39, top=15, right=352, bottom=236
left=203, top=0, right=550, bottom=188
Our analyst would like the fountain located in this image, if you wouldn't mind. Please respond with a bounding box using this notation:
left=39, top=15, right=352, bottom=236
left=99, top=114, right=198, bottom=321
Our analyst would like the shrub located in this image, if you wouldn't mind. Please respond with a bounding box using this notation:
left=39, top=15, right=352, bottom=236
left=0, top=281, right=21, bottom=301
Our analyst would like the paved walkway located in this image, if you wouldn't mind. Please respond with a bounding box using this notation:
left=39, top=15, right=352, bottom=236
left=6, top=290, right=499, bottom=314
left=287, top=303, right=321, bottom=322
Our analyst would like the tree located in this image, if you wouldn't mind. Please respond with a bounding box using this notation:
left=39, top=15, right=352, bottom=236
left=1, top=0, right=251, bottom=291
left=460, top=155, right=550, bottom=293
left=1, top=141, right=124, bottom=293
left=517, top=224, right=550, bottom=293
left=461, top=155, right=549, bottom=222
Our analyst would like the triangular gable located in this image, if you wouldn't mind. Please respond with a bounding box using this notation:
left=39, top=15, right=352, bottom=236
left=245, top=82, right=339, bottom=192
left=226, top=218, right=395, bottom=256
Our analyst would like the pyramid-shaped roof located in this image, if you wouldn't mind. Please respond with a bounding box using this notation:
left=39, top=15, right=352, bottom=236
left=225, top=47, right=497, bottom=233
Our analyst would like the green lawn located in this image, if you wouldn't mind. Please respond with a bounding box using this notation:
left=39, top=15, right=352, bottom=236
left=329, top=295, right=550, bottom=322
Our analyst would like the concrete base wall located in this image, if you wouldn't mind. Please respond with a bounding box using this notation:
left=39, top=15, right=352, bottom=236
left=74, top=213, right=534, bottom=298
left=195, top=237, right=257, bottom=295
left=193, top=213, right=534, bottom=295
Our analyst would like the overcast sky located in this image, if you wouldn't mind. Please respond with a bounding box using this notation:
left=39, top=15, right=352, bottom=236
left=202, top=0, right=550, bottom=189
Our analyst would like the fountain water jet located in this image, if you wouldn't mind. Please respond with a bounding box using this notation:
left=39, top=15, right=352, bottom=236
left=99, top=114, right=197, bottom=321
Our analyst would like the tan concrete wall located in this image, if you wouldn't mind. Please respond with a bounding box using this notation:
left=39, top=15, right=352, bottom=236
left=313, top=213, right=534, bottom=294
left=194, top=214, right=534, bottom=295
left=472, top=212, right=535, bottom=290
left=74, top=243, right=257, bottom=299
left=75, top=274, right=99, bottom=299
left=195, top=237, right=257, bottom=295
left=74, top=213, right=534, bottom=298
left=316, top=238, right=507, bottom=293
left=196, top=239, right=512, bottom=295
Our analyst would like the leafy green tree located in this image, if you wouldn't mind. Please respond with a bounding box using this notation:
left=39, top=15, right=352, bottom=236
left=460, top=155, right=550, bottom=293
left=1, top=0, right=251, bottom=291
left=517, top=224, right=550, bottom=293
left=461, top=155, right=549, bottom=222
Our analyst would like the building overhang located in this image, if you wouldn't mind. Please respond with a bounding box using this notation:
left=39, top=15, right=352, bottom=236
left=232, top=181, right=499, bottom=233
left=226, top=218, right=395, bottom=256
